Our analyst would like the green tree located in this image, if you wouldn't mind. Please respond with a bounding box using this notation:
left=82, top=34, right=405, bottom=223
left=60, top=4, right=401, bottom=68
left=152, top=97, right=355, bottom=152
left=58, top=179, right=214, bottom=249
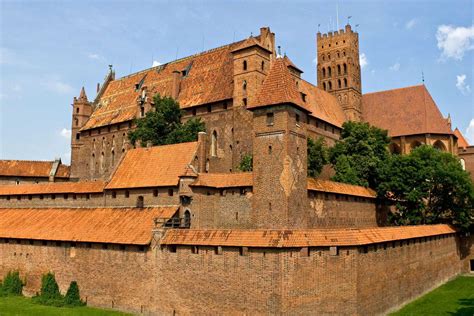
left=378, top=145, right=474, bottom=231
left=64, top=281, right=85, bottom=307
left=329, top=121, right=390, bottom=188
left=238, top=154, right=253, bottom=172
left=128, top=94, right=205, bottom=146
left=307, top=137, right=328, bottom=177
left=0, top=271, right=23, bottom=296
left=34, top=272, right=64, bottom=306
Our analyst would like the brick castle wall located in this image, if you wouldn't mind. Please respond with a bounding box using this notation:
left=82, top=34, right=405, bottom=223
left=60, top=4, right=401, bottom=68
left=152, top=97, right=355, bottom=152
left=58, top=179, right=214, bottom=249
left=0, top=233, right=462, bottom=315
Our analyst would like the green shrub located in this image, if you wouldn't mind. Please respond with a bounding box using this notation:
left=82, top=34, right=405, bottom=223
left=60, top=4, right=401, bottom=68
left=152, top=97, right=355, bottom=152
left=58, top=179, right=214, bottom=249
left=33, top=272, right=64, bottom=306
left=0, top=271, right=24, bottom=296
left=64, top=281, right=85, bottom=306
left=238, top=154, right=253, bottom=172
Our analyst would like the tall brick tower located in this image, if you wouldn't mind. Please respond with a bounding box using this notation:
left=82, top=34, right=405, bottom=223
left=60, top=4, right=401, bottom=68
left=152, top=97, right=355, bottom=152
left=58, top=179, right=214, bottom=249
left=317, top=24, right=362, bottom=121
left=248, top=58, right=309, bottom=229
left=70, top=87, right=92, bottom=178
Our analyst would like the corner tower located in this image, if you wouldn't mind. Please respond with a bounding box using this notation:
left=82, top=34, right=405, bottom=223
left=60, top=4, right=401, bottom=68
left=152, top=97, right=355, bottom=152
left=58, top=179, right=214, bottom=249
left=70, top=87, right=92, bottom=178
left=317, top=24, right=362, bottom=121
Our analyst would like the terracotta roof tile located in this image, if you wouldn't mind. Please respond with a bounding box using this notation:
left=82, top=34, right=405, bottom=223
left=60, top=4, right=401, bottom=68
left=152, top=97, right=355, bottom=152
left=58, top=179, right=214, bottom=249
left=106, top=142, right=198, bottom=189
left=161, top=224, right=456, bottom=247
left=82, top=40, right=249, bottom=131
left=0, top=207, right=177, bottom=245
left=191, top=172, right=253, bottom=188
left=299, top=80, right=346, bottom=127
left=0, top=181, right=105, bottom=196
left=307, top=178, right=376, bottom=198
left=0, top=160, right=69, bottom=178
left=454, top=128, right=470, bottom=149
left=362, top=85, right=452, bottom=137
left=250, top=57, right=307, bottom=110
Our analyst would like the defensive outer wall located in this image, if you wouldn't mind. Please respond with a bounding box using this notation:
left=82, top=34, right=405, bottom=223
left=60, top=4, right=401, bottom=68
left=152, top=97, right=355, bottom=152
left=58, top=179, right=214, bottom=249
left=0, top=228, right=472, bottom=315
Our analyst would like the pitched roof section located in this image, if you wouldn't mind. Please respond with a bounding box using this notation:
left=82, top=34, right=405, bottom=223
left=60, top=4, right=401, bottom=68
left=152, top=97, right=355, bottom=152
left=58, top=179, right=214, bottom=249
left=0, top=181, right=105, bottom=196
left=0, top=160, right=70, bottom=178
left=161, top=224, right=455, bottom=247
left=106, top=142, right=198, bottom=189
left=82, top=40, right=251, bottom=131
left=191, top=172, right=253, bottom=188
left=362, top=85, right=452, bottom=137
left=454, top=128, right=470, bottom=149
left=231, top=36, right=271, bottom=53
left=0, top=207, right=178, bottom=245
left=250, top=57, right=307, bottom=110
left=307, top=178, right=376, bottom=198
left=299, top=80, right=346, bottom=127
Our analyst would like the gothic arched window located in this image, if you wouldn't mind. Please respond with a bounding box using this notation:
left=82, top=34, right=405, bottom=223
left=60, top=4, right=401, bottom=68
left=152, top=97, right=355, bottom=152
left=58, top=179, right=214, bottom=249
left=211, top=131, right=217, bottom=157
left=337, top=65, right=341, bottom=75
left=328, top=67, right=332, bottom=77
left=322, top=68, right=326, bottom=77
left=343, top=63, right=347, bottom=74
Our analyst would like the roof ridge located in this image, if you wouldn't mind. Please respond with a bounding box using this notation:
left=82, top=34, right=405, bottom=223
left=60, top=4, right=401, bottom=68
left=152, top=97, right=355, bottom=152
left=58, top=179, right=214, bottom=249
left=117, top=37, right=250, bottom=81
left=0, top=159, right=55, bottom=163
left=131, top=141, right=198, bottom=151
left=363, top=84, right=424, bottom=96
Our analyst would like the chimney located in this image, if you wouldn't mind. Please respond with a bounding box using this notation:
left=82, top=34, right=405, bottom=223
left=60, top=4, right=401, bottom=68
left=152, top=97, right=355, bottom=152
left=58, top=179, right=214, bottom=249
left=172, top=70, right=181, bottom=100
left=197, top=132, right=207, bottom=173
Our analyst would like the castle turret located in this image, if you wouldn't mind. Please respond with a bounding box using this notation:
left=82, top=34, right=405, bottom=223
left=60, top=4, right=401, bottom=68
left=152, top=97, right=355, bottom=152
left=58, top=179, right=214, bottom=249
left=317, top=24, right=362, bottom=121
left=248, top=57, right=309, bottom=229
left=70, top=87, right=92, bottom=178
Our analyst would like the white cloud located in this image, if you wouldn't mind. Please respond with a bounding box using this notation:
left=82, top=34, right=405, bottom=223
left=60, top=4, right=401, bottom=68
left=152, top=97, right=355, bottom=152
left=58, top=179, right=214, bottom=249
left=44, top=80, right=74, bottom=94
left=466, top=119, right=474, bottom=144
left=312, top=57, right=317, bottom=64
left=152, top=60, right=162, bottom=67
left=60, top=128, right=71, bottom=139
left=359, top=53, right=368, bottom=69
left=389, top=62, right=401, bottom=71
left=88, top=53, right=101, bottom=60
left=456, top=74, right=471, bottom=95
left=405, top=19, right=417, bottom=30
left=436, top=24, right=474, bottom=60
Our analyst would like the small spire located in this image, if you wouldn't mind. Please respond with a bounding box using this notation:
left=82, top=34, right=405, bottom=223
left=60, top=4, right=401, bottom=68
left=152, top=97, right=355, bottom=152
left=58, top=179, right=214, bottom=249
left=78, top=86, right=88, bottom=101
left=277, top=45, right=282, bottom=58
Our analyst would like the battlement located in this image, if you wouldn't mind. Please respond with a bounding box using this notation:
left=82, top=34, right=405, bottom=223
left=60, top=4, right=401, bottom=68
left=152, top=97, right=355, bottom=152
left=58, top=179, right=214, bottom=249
left=317, top=24, right=356, bottom=41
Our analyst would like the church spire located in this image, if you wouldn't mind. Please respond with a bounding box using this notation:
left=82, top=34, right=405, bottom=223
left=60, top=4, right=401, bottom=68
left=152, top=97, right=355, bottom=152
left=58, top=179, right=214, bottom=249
left=78, top=86, right=88, bottom=102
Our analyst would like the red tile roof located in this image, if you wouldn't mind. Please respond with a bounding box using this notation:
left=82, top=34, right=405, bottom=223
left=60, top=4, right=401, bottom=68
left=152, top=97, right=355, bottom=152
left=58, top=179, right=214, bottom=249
left=454, top=128, right=470, bottom=149
left=0, top=181, right=105, bottom=196
left=250, top=57, right=307, bottom=110
left=307, top=178, right=376, bottom=198
left=191, top=172, right=253, bottom=188
left=106, top=142, right=198, bottom=189
left=0, top=207, right=178, bottom=245
left=82, top=39, right=251, bottom=131
left=231, top=36, right=271, bottom=53
left=362, top=85, right=452, bottom=137
left=0, top=160, right=70, bottom=178
left=160, top=224, right=456, bottom=247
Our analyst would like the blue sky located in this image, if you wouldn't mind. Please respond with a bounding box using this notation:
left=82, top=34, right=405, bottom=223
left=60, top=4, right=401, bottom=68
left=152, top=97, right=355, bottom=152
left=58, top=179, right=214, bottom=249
left=1, top=0, right=472, bottom=163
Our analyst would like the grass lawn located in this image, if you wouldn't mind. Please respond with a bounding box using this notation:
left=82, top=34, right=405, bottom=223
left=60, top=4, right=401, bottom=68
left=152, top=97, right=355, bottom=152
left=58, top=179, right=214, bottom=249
left=0, top=296, right=131, bottom=316
left=391, top=275, right=474, bottom=316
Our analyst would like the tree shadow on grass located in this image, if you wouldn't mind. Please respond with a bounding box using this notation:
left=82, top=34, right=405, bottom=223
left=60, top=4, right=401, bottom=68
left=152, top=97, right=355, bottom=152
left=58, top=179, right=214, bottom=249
left=448, top=298, right=474, bottom=316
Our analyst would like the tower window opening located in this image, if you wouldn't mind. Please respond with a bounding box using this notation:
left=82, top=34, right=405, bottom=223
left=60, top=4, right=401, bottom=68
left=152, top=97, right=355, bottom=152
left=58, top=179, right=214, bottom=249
left=328, top=67, right=332, bottom=77
left=76, top=107, right=79, bottom=113
left=327, top=53, right=331, bottom=60
left=344, top=78, right=348, bottom=87
left=242, top=98, right=247, bottom=106
left=211, top=130, right=218, bottom=157
left=322, top=68, right=326, bottom=77
left=268, top=145, right=272, bottom=154
left=243, top=60, right=247, bottom=71
left=266, top=112, right=274, bottom=126
left=328, top=81, right=333, bottom=90
left=338, top=79, right=341, bottom=88
left=243, top=80, right=247, bottom=91
left=261, top=61, right=265, bottom=71
left=75, top=118, right=79, bottom=127
left=337, top=65, right=341, bottom=75
left=76, top=133, right=80, bottom=140
left=344, top=63, right=347, bottom=74
left=323, top=82, right=327, bottom=90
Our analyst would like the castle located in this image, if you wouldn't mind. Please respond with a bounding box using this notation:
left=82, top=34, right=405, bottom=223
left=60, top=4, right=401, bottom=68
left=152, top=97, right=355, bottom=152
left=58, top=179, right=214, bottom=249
left=0, top=25, right=473, bottom=315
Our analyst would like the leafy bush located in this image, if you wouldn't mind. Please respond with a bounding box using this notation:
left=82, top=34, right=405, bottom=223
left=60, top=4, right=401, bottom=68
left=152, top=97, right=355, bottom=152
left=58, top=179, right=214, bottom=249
left=238, top=154, right=253, bottom=172
left=33, top=272, right=64, bottom=306
left=307, top=137, right=328, bottom=177
left=64, top=281, right=85, bottom=307
left=0, top=271, right=24, bottom=296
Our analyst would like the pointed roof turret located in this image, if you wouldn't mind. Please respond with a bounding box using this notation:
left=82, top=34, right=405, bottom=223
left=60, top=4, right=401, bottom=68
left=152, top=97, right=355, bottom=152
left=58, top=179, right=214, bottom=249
left=249, top=57, right=307, bottom=111
left=78, top=87, right=88, bottom=102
